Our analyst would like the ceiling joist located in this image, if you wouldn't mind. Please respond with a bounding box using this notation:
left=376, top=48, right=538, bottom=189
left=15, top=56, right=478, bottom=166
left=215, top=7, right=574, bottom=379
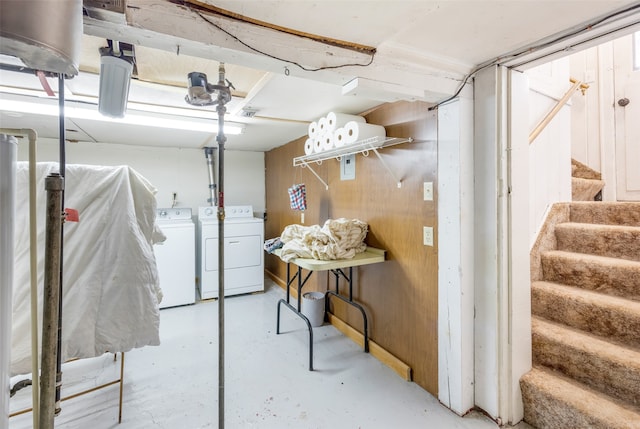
left=168, top=0, right=377, bottom=56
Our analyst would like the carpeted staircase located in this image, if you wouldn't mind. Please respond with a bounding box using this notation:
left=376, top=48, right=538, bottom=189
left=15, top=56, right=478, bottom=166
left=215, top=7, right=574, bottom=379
left=521, top=201, right=640, bottom=429
left=571, top=159, right=605, bottom=201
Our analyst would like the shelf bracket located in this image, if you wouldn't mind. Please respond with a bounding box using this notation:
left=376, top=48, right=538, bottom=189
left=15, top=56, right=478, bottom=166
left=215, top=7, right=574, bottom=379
left=301, top=161, right=329, bottom=190
left=370, top=147, right=402, bottom=188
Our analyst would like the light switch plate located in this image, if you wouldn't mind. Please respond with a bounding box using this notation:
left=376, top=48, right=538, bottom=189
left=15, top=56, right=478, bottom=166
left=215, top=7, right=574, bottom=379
left=423, top=182, right=433, bottom=201
left=423, top=226, right=433, bottom=246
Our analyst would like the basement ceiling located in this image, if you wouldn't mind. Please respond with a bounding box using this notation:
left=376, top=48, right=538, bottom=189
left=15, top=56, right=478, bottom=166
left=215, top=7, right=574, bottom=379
left=1, top=0, right=639, bottom=151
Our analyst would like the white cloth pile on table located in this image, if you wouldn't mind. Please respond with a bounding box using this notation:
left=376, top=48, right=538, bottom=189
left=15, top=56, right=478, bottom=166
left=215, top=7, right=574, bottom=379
left=279, top=218, right=368, bottom=262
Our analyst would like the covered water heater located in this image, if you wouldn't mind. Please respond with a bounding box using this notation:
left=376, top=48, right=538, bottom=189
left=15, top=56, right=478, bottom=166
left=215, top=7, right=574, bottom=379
left=0, top=0, right=83, bottom=75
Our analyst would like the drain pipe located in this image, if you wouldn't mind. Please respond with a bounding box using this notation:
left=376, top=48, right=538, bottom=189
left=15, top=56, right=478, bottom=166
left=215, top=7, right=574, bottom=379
left=0, top=134, right=17, bottom=429
left=1, top=128, right=39, bottom=429
left=38, top=173, right=64, bottom=429
left=204, top=147, right=217, bottom=206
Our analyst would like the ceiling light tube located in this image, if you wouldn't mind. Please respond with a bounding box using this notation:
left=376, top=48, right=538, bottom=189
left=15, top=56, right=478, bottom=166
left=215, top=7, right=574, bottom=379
left=0, top=99, right=244, bottom=135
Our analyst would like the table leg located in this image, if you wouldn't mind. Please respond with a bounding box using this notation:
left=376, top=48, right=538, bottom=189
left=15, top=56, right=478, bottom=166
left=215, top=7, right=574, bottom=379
left=275, top=263, right=316, bottom=370
left=326, top=268, right=369, bottom=353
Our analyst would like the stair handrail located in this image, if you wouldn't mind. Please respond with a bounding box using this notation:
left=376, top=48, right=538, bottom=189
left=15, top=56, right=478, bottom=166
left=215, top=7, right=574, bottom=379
left=529, top=78, right=589, bottom=144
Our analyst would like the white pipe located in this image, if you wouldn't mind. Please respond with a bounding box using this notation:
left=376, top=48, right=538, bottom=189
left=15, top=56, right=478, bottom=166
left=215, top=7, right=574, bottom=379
left=0, top=128, right=39, bottom=429
left=0, top=134, right=17, bottom=429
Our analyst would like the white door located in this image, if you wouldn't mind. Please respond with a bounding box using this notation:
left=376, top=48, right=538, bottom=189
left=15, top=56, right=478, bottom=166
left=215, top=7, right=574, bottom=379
left=614, top=32, right=640, bottom=201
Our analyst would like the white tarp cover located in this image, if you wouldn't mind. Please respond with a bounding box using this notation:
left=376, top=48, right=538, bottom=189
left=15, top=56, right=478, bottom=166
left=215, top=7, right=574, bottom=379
left=11, top=162, right=163, bottom=376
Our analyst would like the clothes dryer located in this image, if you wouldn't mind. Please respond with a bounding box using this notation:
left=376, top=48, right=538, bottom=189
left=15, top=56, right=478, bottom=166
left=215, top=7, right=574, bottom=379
left=198, top=205, right=264, bottom=299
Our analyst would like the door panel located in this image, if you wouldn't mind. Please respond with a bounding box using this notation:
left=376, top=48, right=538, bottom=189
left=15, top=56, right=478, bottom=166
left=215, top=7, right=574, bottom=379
left=614, top=33, right=640, bottom=200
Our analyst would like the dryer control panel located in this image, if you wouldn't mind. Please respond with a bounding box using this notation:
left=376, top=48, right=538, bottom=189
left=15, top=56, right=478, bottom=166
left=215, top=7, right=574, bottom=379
left=225, top=205, right=254, bottom=219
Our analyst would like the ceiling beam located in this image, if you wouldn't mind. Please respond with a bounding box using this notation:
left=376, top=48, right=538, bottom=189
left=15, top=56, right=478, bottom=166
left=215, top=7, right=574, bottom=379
left=83, top=0, right=468, bottom=103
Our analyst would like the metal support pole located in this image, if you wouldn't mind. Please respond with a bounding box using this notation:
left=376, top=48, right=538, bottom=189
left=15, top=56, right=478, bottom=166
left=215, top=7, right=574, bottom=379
left=216, top=63, right=228, bottom=429
left=185, top=64, right=232, bottom=426
left=55, top=73, right=67, bottom=417
left=39, top=173, right=64, bottom=429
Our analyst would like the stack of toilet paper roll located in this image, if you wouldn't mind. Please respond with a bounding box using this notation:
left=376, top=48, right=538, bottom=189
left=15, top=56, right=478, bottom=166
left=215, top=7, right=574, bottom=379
left=304, top=112, right=386, bottom=155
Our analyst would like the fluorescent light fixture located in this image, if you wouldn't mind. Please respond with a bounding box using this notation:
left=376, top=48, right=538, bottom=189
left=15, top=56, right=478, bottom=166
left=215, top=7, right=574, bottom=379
left=0, top=99, right=244, bottom=135
left=99, top=55, right=133, bottom=118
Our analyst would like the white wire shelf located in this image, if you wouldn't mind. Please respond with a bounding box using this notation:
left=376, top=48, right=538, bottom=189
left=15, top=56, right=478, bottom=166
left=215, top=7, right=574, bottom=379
left=292, top=136, right=413, bottom=189
left=293, top=136, right=412, bottom=166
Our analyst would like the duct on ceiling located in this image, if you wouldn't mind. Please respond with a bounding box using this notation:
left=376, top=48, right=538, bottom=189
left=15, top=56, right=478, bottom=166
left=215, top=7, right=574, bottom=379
left=0, top=0, right=83, bottom=76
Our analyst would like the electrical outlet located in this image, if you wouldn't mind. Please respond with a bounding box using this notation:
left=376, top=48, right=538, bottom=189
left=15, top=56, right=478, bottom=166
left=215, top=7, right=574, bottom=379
left=423, top=182, right=433, bottom=201
left=301, top=212, right=305, bottom=224
left=423, top=226, right=433, bottom=246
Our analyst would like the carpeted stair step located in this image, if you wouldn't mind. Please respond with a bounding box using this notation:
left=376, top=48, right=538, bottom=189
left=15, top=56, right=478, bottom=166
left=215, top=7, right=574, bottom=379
left=571, top=177, right=604, bottom=201
left=541, top=250, right=640, bottom=301
left=555, top=222, right=640, bottom=262
left=532, top=316, right=640, bottom=405
left=521, top=366, right=640, bottom=429
left=569, top=201, right=640, bottom=226
left=531, top=281, right=640, bottom=346
left=571, top=159, right=602, bottom=180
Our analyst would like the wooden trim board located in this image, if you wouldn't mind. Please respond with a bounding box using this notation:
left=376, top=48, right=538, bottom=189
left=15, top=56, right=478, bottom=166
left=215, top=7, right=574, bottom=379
left=326, top=313, right=412, bottom=382
left=265, top=269, right=286, bottom=289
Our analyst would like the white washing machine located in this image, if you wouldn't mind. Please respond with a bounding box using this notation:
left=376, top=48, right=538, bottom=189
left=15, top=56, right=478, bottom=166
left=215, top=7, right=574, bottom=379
left=154, top=208, right=196, bottom=309
left=198, top=205, right=264, bottom=299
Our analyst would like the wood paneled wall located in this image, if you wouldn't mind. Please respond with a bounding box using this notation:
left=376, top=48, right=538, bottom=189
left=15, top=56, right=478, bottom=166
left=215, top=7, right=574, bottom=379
left=265, top=101, right=438, bottom=395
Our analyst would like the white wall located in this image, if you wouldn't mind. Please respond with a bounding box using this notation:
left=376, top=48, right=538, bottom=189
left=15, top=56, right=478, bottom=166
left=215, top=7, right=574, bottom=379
left=526, top=59, right=572, bottom=244
left=17, top=139, right=266, bottom=217
left=473, top=66, right=502, bottom=419
left=473, top=66, right=531, bottom=425
left=437, top=97, right=475, bottom=416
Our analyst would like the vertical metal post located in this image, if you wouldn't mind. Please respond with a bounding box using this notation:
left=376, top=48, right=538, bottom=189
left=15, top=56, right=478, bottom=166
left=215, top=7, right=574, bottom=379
left=55, top=73, right=67, bottom=417
left=39, top=173, right=64, bottom=429
left=216, top=63, right=227, bottom=429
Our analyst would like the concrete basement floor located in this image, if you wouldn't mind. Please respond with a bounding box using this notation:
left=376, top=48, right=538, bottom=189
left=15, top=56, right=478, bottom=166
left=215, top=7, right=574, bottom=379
left=10, top=279, right=530, bottom=428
